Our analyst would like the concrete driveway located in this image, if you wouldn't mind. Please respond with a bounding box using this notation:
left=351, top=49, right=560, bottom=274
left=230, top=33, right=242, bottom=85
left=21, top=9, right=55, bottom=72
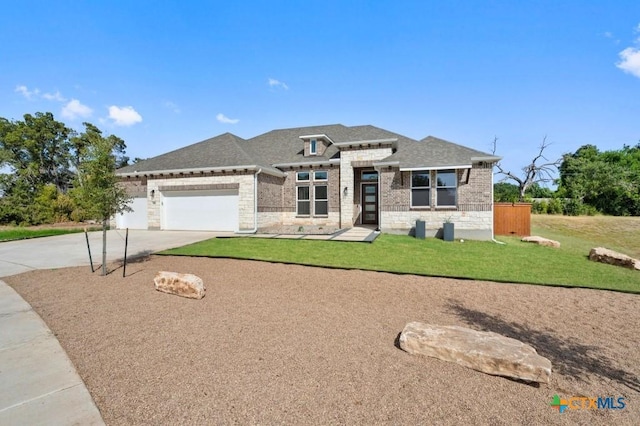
left=0, top=230, right=221, bottom=278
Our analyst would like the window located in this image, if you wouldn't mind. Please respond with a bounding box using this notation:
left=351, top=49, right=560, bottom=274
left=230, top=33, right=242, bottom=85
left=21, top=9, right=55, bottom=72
left=296, top=171, right=310, bottom=181
left=297, top=186, right=310, bottom=215
left=310, top=139, right=317, bottom=155
left=411, top=171, right=430, bottom=207
left=436, top=169, right=457, bottom=206
left=361, top=170, right=378, bottom=181
left=314, top=185, right=328, bottom=215
left=313, top=170, right=327, bottom=181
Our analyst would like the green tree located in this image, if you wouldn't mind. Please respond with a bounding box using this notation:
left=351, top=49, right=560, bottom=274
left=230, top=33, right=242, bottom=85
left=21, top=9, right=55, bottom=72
left=493, top=182, right=519, bottom=202
left=0, top=112, right=74, bottom=192
left=0, top=112, right=77, bottom=224
left=558, top=144, right=640, bottom=216
left=71, top=123, right=131, bottom=275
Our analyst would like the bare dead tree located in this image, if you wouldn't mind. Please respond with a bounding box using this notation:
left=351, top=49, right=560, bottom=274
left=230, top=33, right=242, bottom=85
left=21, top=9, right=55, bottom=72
left=492, top=136, right=561, bottom=201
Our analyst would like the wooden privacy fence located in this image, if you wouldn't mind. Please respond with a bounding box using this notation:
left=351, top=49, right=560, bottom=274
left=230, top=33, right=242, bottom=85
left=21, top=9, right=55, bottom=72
left=494, top=203, right=531, bottom=236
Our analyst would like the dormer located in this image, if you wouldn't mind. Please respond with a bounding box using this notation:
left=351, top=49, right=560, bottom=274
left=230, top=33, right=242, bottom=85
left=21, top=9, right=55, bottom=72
left=299, top=134, right=334, bottom=157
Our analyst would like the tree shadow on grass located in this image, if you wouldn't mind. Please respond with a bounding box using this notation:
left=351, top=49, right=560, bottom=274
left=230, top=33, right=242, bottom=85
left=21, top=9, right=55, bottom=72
left=447, top=299, right=640, bottom=393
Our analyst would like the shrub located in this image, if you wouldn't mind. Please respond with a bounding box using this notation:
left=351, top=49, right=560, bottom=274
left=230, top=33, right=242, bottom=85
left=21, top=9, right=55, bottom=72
left=563, top=198, right=585, bottom=216
left=547, top=198, right=563, bottom=215
left=531, top=200, right=548, bottom=214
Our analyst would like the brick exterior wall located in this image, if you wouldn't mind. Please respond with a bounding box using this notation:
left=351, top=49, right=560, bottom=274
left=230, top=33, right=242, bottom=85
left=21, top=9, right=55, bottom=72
left=281, top=166, right=339, bottom=213
left=118, top=177, right=147, bottom=196
left=257, top=173, right=284, bottom=229
left=378, top=162, right=494, bottom=239
left=303, top=138, right=329, bottom=156
left=257, top=173, right=284, bottom=212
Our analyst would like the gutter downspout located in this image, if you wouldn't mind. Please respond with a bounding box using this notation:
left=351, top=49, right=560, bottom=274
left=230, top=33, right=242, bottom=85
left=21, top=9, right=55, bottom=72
left=490, top=165, right=506, bottom=244
left=236, top=168, right=262, bottom=234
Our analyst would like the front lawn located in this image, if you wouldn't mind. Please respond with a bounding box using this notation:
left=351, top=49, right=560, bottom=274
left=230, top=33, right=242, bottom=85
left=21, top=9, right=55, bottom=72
left=161, top=233, right=640, bottom=293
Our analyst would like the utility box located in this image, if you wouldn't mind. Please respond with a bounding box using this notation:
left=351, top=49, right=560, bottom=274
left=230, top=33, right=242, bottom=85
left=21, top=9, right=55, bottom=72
left=415, top=220, right=426, bottom=239
left=443, top=222, right=455, bottom=241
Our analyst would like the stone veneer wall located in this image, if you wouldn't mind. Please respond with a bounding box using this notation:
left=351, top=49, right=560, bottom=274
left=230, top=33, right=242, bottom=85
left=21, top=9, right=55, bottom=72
left=339, top=146, right=393, bottom=227
left=146, top=171, right=255, bottom=230
left=379, top=163, right=494, bottom=240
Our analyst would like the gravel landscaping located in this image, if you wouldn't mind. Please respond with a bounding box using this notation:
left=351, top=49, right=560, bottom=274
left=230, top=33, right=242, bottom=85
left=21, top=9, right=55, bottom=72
left=6, top=256, right=639, bottom=425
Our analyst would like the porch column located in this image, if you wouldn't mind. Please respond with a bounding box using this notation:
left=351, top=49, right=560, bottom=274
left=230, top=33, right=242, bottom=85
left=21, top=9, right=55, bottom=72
left=339, top=160, right=354, bottom=227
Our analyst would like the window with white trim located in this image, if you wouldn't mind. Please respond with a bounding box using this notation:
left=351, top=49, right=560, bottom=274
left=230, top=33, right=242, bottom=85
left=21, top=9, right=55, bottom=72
left=310, top=139, right=317, bottom=155
left=297, top=186, right=310, bottom=215
left=436, top=169, right=457, bottom=206
left=313, top=170, right=327, bottom=181
left=296, top=171, right=310, bottom=182
left=411, top=171, right=430, bottom=207
left=314, top=185, right=328, bottom=215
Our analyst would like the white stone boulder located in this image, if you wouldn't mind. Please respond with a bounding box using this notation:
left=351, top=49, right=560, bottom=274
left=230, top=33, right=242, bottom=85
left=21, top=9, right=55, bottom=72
left=399, top=322, right=552, bottom=384
left=521, top=236, right=560, bottom=248
left=154, top=271, right=205, bottom=299
left=589, top=247, right=640, bottom=271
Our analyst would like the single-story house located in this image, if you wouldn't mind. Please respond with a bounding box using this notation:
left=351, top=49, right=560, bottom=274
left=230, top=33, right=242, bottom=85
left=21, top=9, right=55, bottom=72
left=115, top=124, right=501, bottom=239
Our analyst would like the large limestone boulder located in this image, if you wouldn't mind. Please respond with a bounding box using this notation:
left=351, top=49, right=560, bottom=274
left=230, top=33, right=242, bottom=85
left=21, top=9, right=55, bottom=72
left=399, top=322, right=552, bottom=384
left=522, top=236, right=560, bottom=248
left=154, top=271, right=205, bottom=299
left=589, top=247, right=640, bottom=271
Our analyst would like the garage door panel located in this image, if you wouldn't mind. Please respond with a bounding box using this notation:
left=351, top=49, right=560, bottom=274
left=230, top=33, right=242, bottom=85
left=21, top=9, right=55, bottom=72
left=163, top=189, right=239, bottom=231
left=116, top=197, right=148, bottom=229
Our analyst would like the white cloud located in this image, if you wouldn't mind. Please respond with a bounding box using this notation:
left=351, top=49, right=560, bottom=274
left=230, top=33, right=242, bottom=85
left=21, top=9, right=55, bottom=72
left=15, top=85, right=40, bottom=99
left=108, top=105, right=143, bottom=126
left=268, top=78, right=289, bottom=90
left=42, top=90, right=66, bottom=102
left=617, top=23, right=640, bottom=78
left=163, top=100, right=181, bottom=114
left=617, top=47, right=640, bottom=78
left=216, top=113, right=239, bottom=124
left=61, top=99, right=93, bottom=120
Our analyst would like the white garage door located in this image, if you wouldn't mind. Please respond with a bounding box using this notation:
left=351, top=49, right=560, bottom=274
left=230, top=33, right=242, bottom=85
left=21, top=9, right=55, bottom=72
left=116, top=196, right=148, bottom=229
left=162, top=189, right=239, bottom=231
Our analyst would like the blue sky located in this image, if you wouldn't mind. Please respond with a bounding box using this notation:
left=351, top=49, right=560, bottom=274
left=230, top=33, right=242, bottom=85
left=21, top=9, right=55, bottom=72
left=2, top=1, right=639, bottom=184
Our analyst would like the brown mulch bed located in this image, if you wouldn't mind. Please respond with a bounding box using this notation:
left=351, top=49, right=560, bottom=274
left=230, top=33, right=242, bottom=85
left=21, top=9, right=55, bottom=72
left=6, top=256, right=639, bottom=425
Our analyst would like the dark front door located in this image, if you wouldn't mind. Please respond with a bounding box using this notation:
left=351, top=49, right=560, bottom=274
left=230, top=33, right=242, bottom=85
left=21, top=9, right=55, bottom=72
left=361, top=184, right=378, bottom=225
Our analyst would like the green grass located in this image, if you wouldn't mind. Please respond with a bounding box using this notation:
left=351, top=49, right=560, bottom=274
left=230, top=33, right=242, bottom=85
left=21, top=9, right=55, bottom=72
left=532, top=215, right=640, bottom=259
left=0, top=227, right=94, bottom=242
left=162, top=223, right=640, bottom=293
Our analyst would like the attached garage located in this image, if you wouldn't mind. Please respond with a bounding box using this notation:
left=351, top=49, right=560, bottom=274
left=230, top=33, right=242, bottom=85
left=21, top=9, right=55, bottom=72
left=116, top=196, right=148, bottom=229
left=162, top=188, right=239, bottom=231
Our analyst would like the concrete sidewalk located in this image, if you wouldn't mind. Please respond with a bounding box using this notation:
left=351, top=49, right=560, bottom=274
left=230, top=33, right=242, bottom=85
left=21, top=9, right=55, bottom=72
left=0, top=281, right=105, bottom=425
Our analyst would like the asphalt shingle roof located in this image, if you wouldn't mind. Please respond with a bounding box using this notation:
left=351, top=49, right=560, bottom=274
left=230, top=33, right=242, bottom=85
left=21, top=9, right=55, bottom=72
left=116, top=133, right=254, bottom=174
left=380, top=136, right=500, bottom=169
left=116, top=125, right=500, bottom=175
